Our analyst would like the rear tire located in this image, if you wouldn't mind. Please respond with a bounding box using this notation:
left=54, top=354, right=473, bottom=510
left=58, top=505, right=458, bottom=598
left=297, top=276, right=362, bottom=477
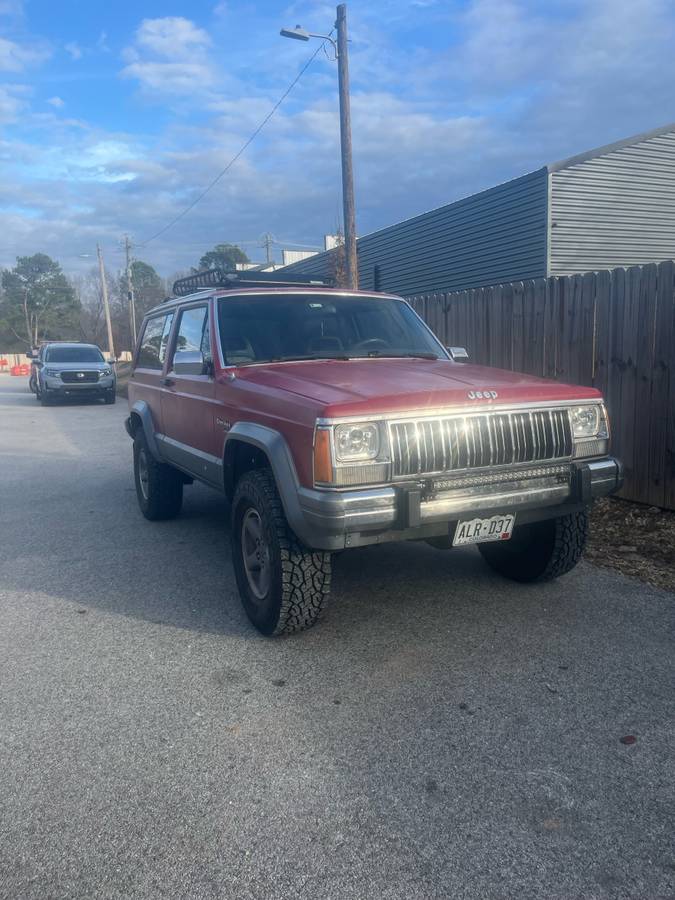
left=478, top=508, right=589, bottom=582
left=133, top=430, right=183, bottom=520
left=231, top=469, right=332, bottom=636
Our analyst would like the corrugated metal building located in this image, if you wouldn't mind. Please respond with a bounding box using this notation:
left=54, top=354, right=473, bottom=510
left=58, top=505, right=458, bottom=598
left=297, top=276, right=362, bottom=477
left=280, top=123, right=675, bottom=294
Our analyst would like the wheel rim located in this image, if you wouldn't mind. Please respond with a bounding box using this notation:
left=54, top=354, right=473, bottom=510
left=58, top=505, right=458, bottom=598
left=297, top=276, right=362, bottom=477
left=241, top=508, right=271, bottom=601
left=138, top=448, right=150, bottom=501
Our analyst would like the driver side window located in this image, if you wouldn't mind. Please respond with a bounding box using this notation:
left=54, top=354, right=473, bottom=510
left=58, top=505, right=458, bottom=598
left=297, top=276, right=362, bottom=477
left=171, top=306, right=211, bottom=367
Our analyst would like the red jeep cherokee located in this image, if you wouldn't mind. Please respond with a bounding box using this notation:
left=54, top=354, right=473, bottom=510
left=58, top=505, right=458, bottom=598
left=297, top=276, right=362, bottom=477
left=126, top=270, right=622, bottom=635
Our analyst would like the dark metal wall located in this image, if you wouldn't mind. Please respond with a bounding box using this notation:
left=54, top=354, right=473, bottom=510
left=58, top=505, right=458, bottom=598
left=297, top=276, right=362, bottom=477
left=280, top=168, right=549, bottom=295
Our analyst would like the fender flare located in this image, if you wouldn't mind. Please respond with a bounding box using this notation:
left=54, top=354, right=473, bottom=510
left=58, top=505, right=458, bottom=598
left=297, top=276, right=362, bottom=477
left=126, top=400, right=161, bottom=460
left=224, top=423, right=310, bottom=544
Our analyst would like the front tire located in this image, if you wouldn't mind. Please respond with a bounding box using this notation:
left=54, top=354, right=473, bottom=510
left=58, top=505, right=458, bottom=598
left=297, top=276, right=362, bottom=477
left=478, top=508, right=589, bottom=582
left=104, top=389, right=116, bottom=405
left=133, top=431, right=183, bottom=520
left=231, top=469, right=332, bottom=636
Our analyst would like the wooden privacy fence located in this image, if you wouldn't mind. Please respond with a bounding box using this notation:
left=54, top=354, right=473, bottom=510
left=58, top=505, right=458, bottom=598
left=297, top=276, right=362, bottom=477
left=407, top=260, right=675, bottom=510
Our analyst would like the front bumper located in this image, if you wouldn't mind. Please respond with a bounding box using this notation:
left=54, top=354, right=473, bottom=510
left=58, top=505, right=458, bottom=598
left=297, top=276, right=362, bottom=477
left=294, top=457, right=623, bottom=550
left=44, top=376, right=115, bottom=395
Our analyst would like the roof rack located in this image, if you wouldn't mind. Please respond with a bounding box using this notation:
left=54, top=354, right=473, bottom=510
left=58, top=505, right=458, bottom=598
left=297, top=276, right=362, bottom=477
left=171, top=268, right=334, bottom=298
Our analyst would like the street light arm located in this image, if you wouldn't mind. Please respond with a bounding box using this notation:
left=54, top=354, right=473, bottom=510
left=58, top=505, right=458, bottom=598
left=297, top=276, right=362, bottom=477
left=280, top=25, right=338, bottom=56
left=307, top=32, right=338, bottom=54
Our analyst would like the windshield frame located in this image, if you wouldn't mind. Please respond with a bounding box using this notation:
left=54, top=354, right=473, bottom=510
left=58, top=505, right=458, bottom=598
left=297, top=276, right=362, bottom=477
left=44, top=345, right=105, bottom=364
left=214, top=291, right=448, bottom=369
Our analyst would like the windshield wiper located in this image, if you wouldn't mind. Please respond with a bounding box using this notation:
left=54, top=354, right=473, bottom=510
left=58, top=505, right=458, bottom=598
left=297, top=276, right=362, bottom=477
left=361, top=351, right=438, bottom=360
left=268, top=354, right=352, bottom=363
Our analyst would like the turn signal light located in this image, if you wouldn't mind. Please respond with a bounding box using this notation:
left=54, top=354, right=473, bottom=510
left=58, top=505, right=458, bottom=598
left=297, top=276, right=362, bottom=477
left=313, top=428, right=333, bottom=484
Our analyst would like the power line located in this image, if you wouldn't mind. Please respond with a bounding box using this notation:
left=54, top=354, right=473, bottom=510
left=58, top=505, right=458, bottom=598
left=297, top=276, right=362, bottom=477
left=137, top=36, right=332, bottom=249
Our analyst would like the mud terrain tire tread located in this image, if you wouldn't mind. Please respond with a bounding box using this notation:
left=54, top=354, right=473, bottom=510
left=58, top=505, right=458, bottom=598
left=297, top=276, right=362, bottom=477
left=133, top=431, right=183, bottom=521
left=232, top=469, right=331, bottom=636
left=478, top=508, right=589, bottom=583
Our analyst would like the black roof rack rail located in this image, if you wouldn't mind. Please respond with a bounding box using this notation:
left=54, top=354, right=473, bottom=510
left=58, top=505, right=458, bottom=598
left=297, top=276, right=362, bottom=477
left=171, top=268, right=334, bottom=298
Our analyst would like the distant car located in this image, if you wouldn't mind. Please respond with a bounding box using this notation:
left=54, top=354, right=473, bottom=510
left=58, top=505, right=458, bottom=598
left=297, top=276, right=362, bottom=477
left=30, top=342, right=116, bottom=405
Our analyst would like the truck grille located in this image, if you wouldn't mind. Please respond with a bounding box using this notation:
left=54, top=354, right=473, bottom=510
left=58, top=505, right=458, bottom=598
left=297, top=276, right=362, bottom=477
left=389, top=408, right=572, bottom=478
left=60, top=371, right=99, bottom=384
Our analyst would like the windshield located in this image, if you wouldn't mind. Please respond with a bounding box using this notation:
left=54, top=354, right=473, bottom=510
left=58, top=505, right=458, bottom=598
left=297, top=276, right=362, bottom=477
left=217, top=294, right=445, bottom=366
left=45, top=346, right=105, bottom=364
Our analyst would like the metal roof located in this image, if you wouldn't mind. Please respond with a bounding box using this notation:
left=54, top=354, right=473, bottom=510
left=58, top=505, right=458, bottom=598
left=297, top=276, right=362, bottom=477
left=547, top=122, right=675, bottom=172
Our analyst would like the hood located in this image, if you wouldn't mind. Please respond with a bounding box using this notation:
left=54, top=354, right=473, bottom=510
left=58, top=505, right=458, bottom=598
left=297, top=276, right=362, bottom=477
left=235, top=358, right=600, bottom=418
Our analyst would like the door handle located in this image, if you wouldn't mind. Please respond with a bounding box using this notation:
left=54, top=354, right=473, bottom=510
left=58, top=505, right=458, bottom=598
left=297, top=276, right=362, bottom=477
left=160, top=376, right=175, bottom=387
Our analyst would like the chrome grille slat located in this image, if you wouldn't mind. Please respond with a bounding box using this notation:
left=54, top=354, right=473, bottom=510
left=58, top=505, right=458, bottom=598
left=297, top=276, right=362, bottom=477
left=389, top=408, right=572, bottom=478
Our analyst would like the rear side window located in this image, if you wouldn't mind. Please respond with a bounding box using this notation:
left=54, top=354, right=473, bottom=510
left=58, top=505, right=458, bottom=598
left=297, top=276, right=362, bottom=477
left=137, top=313, right=174, bottom=369
left=172, top=306, right=211, bottom=361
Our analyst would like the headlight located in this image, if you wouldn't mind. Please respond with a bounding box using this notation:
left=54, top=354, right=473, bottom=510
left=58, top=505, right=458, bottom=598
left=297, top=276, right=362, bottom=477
left=314, top=422, right=390, bottom=486
left=44, top=368, right=60, bottom=377
left=334, top=423, right=380, bottom=461
left=571, top=405, right=600, bottom=438
left=572, top=403, right=610, bottom=458
left=99, top=368, right=112, bottom=377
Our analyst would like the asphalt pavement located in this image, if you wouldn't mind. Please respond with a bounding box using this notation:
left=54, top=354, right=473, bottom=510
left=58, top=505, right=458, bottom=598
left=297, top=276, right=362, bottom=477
left=0, top=377, right=673, bottom=900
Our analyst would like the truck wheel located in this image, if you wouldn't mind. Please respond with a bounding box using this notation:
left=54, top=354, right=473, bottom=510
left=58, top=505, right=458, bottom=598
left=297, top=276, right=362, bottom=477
left=40, top=391, right=51, bottom=406
left=104, top=389, right=116, bottom=405
left=133, top=431, right=183, bottom=520
left=231, top=469, right=332, bottom=636
left=478, top=508, right=589, bottom=582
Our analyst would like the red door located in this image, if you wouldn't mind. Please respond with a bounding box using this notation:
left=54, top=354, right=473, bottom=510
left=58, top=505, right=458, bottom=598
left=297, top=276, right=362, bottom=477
left=129, top=310, right=175, bottom=433
left=159, top=302, right=220, bottom=485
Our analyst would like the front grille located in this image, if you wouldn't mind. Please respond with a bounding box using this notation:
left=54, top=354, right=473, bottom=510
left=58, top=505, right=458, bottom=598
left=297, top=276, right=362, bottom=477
left=389, top=408, right=572, bottom=478
left=60, top=370, right=99, bottom=384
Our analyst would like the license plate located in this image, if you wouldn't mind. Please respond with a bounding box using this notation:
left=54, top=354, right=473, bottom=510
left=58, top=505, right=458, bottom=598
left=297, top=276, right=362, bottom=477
left=452, top=513, right=516, bottom=546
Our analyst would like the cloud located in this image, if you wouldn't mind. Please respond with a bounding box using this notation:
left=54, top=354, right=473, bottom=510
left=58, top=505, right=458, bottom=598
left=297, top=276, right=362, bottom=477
left=47, top=95, right=64, bottom=108
left=64, top=41, right=82, bottom=61
left=131, top=17, right=211, bottom=59
left=0, top=0, right=23, bottom=15
left=121, top=16, right=216, bottom=96
left=0, top=83, right=29, bottom=122
left=0, top=35, right=48, bottom=71
left=122, top=60, right=217, bottom=95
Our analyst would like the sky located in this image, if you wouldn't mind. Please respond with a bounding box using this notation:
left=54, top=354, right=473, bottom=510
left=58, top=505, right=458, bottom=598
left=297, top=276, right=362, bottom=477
left=1, top=0, right=674, bottom=278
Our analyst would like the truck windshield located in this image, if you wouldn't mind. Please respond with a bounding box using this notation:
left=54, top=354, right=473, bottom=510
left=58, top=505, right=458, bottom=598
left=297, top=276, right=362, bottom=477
left=217, top=294, right=445, bottom=366
left=45, top=346, right=104, bottom=363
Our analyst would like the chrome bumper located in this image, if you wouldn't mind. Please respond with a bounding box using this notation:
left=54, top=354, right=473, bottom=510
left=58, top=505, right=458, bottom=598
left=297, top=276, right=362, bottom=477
left=295, top=457, right=622, bottom=550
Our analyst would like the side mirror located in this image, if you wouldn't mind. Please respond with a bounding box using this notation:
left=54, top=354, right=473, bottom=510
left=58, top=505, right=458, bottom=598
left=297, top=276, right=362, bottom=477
left=447, top=346, right=469, bottom=362
left=173, top=349, right=207, bottom=376
left=108, top=358, right=116, bottom=365
left=25, top=352, right=34, bottom=360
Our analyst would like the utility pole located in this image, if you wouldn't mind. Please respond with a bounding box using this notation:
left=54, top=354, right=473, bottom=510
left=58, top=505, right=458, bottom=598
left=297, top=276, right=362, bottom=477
left=336, top=4, right=358, bottom=289
left=262, top=232, right=274, bottom=266
left=124, top=234, right=137, bottom=347
left=280, top=5, right=358, bottom=288
left=96, top=243, right=115, bottom=359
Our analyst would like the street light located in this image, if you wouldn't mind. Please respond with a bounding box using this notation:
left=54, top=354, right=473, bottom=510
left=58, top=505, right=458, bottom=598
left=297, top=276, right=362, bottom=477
left=281, top=4, right=358, bottom=289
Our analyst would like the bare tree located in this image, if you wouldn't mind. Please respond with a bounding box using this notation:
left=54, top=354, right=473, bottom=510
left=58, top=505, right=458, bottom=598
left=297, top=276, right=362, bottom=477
left=328, top=228, right=347, bottom=288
